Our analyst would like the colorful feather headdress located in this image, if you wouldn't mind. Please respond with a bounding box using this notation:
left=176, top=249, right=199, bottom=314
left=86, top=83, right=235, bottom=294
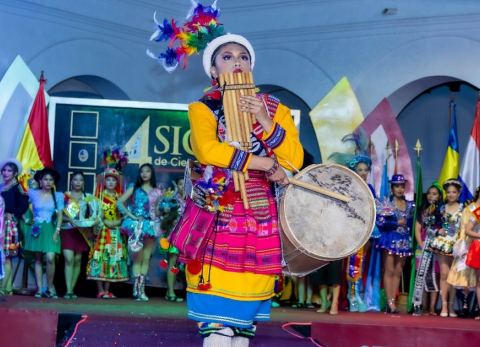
left=328, top=128, right=373, bottom=170
left=95, top=148, right=128, bottom=197
left=147, top=0, right=224, bottom=72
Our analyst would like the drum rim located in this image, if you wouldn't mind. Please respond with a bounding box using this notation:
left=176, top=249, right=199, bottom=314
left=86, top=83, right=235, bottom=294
left=279, top=163, right=376, bottom=261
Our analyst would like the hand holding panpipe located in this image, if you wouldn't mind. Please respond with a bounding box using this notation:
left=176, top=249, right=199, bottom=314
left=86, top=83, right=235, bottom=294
left=219, top=72, right=257, bottom=209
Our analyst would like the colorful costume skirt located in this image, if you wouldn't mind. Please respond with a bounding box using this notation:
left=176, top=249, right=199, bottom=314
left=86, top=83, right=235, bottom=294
left=87, top=226, right=129, bottom=282
left=185, top=172, right=281, bottom=333
left=376, top=230, right=412, bottom=256
left=3, top=217, right=20, bottom=257
left=447, top=247, right=477, bottom=289
left=121, top=218, right=160, bottom=238
left=429, top=235, right=456, bottom=256
left=23, top=222, right=61, bottom=254
left=187, top=265, right=275, bottom=330
left=60, top=227, right=89, bottom=252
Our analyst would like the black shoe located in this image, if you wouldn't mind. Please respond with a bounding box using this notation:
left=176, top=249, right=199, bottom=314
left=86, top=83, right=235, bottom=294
left=385, top=305, right=399, bottom=314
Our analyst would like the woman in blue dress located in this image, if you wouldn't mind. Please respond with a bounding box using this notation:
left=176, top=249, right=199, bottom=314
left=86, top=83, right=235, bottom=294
left=376, top=174, right=414, bottom=313
left=117, top=163, right=162, bottom=301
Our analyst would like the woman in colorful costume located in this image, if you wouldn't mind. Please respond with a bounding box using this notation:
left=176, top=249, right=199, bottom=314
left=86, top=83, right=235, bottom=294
left=457, top=187, right=480, bottom=320
left=149, top=4, right=303, bottom=345
left=159, top=181, right=184, bottom=302
left=429, top=179, right=463, bottom=317
left=87, top=157, right=129, bottom=298
left=412, top=183, right=442, bottom=316
left=346, top=155, right=379, bottom=312
left=23, top=168, right=63, bottom=298
left=376, top=174, right=414, bottom=313
left=0, top=160, right=29, bottom=295
left=328, top=132, right=380, bottom=312
left=447, top=187, right=479, bottom=313
left=0, top=196, right=5, bottom=285
left=61, top=171, right=99, bottom=299
left=117, top=163, right=162, bottom=301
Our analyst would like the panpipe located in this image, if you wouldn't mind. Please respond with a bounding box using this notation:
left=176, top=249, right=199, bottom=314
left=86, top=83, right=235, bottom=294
left=219, top=72, right=256, bottom=209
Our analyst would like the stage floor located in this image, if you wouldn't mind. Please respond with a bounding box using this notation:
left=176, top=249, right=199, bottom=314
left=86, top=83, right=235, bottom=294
left=1, top=296, right=480, bottom=346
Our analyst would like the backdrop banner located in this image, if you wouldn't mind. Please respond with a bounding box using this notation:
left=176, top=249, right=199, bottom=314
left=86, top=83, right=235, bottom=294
left=50, top=97, right=192, bottom=288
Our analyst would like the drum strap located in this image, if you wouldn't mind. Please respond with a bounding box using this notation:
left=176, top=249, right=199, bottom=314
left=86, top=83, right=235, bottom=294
left=413, top=229, right=439, bottom=307
left=197, top=211, right=220, bottom=289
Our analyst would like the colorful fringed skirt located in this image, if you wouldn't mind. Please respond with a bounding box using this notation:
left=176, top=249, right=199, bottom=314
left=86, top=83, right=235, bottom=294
left=87, top=226, right=129, bottom=282
left=185, top=171, right=281, bottom=336
left=3, top=217, right=20, bottom=257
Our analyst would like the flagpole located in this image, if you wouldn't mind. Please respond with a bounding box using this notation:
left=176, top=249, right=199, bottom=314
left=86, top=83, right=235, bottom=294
left=394, top=139, right=399, bottom=175
left=407, top=139, right=423, bottom=311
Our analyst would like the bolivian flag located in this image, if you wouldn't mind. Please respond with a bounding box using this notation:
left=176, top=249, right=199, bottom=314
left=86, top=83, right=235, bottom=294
left=438, top=101, right=460, bottom=186
left=16, top=74, right=53, bottom=182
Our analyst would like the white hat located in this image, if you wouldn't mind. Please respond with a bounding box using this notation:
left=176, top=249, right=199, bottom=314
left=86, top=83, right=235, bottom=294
left=0, top=158, right=23, bottom=175
left=202, top=34, right=255, bottom=78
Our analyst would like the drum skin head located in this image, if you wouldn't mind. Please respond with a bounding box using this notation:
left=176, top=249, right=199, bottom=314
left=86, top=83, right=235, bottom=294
left=280, top=163, right=376, bottom=274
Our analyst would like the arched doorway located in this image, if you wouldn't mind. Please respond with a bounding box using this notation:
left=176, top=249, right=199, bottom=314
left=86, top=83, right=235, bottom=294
left=48, top=75, right=129, bottom=100
left=394, top=79, right=478, bottom=184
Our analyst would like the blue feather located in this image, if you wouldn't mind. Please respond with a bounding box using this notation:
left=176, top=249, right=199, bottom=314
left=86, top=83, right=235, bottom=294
left=160, top=48, right=179, bottom=67
left=154, top=19, right=175, bottom=42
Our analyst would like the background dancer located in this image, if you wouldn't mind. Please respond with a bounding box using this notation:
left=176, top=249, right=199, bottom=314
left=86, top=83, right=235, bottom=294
left=23, top=168, right=63, bottom=299
left=0, top=160, right=29, bottom=295
left=61, top=171, right=99, bottom=299
left=464, top=187, right=480, bottom=321
left=430, top=179, right=463, bottom=317
left=412, top=183, right=442, bottom=316
left=447, top=186, right=479, bottom=317
left=117, top=163, right=162, bottom=301
left=376, top=174, right=414, bottom=313
left=87, top=159, right=129, bottom=299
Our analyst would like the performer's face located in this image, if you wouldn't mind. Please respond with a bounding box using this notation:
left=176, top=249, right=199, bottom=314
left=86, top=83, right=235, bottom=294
left=40, top=174, right=55, bottom=190
left=426, top=187, right=440, bottom=204
left=177, top=178, right=184, bottom=194
left=1, top=164, right=17, bottom=182
left=445, top=186, right=460, bottom=203
left=210, top=43, right=251, bottom=78
left=140, top=166, right=152, bottom=182
left=391, top=184, right=405, bottom=198
left=71, top=174, right=84, bottom=192
left=105, top=176, right=118, bottom=191
left=355, top=162, right=369, bottom=182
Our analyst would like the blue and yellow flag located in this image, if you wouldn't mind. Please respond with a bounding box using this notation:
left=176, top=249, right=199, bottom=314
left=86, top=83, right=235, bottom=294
left=438, top=101, right=460, bottom=186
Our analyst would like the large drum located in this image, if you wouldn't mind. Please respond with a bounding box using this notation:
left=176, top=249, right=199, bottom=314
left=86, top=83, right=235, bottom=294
left=279, top=163, right=376, bottom=276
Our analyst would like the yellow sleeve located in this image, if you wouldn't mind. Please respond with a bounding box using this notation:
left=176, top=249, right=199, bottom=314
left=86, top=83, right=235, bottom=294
left=188, top=101, right=252, bottom=172
left=261, top=103, right=304, bottom=172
